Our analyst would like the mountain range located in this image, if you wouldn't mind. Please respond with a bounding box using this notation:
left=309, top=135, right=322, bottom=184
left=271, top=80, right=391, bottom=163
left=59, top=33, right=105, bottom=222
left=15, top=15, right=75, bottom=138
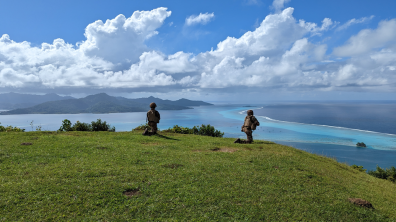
left=0, top=92, right=74, bottom=109
left=0, top=93, right=212, bottom=115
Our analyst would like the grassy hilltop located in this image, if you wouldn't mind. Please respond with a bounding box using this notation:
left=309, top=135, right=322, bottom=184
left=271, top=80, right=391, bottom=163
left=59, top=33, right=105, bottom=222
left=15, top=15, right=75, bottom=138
left=1, top=131, right=396, bottom=221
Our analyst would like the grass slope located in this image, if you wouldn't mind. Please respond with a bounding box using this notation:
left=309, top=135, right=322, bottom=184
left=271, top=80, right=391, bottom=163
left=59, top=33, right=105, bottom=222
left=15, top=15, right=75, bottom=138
left=1, top=131, right=395, bottom=221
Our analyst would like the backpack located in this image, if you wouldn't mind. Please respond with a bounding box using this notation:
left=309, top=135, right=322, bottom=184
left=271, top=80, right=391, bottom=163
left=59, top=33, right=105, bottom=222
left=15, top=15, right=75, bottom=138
left=252, top=117, right=260, bottom=130
left=147, top=110, right=159, bottom=123
left=244, top=115, right=259, bottom=130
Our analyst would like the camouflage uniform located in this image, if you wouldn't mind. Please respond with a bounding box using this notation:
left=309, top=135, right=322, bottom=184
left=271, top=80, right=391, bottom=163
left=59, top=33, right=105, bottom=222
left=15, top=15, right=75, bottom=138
left=147, top=112, right=160, bottom=134
left=143, top=103, right=160, bottom=136
left=235, top=110, right=259, bottom=144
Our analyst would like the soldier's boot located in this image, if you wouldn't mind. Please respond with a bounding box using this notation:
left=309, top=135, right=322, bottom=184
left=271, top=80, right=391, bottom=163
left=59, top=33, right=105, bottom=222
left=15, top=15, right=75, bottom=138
left=142, top=129, right=149, bottom=136
left=234, top=138, right=241, bottom=143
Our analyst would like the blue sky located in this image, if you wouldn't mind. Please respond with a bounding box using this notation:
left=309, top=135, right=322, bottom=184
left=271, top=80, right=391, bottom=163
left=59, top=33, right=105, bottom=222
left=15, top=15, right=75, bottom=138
left=0, top=0, right=395, bottom=101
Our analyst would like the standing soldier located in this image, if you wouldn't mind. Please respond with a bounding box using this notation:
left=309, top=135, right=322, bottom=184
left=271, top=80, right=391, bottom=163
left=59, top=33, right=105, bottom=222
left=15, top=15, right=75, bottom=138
left=234, top=110, right=260, bottom=144
left=143, top=102, right=161, bottom=136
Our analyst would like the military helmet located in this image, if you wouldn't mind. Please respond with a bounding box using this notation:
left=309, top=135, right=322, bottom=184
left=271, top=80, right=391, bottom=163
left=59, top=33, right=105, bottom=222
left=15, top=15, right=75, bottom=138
left=150, top=102, right=157, bottom=108
left=247, top=110, right=254, bottom=115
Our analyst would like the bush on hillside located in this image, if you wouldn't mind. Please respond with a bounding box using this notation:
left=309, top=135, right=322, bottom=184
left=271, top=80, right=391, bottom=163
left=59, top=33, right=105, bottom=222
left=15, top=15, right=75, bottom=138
left=163, top=124, right=224, bottom=137
left=58, top=119, right=115, bottom=132
left=59, top=119, right=73, bottom=131
left=351, top=165, right=366, bottom=172
left=368, top=166, right=396, bottom=183
left=0, top=122, right=25, bottom=132
left=193, top=124, right=224, bottom=137
left=73, top=121, right=92, bottom=131
left=132, top=123, right=152, bottom=131
left=91, top=119, right=115, bottom=132
left=166, top=125, right=192, bottom=134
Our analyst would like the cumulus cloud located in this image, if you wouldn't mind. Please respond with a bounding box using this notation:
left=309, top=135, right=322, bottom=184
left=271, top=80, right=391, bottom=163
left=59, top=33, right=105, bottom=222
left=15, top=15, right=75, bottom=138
left=299, top=18, right=336, bottom=35
left=272, top=0, right=291, bottom=12
left=185, top=13, right=215, bottom=26
left=333, top=19, right=396, bottom=56
left=0, top=8, right=176, bottom=89
left=80, top=7, right=171, bottom=65
left=1, top=6, right=396, bottom=95
left=336, top=15, right=374, bottom=31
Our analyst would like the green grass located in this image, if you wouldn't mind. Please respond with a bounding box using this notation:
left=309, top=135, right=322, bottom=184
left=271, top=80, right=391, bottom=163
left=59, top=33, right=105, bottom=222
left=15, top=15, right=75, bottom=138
left=1, top=131, right=396, bottom=221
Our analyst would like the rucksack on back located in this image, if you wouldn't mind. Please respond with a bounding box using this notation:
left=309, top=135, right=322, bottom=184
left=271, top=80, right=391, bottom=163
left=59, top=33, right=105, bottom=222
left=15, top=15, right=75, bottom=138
left=244, top=115, right=259, bottom=130
left=147, top=110, right=159, bottom=123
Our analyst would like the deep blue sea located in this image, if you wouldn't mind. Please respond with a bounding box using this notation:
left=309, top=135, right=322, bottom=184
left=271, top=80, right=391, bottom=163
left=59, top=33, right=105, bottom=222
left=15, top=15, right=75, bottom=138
left=1, top=103, right=395, bottom=170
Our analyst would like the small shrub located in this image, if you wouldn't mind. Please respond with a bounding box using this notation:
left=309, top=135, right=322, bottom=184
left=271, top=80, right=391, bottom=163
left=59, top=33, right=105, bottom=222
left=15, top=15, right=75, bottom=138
left=163, top=124, right=224, bottom=137
left=58, top=119, right=115, bottom=132
left=351, top=165, right=366, bottom=172
left=0, top=122, right=25, bottom=132
left=72, top=121, right=92, bottom=131
left=193, top=124, right=224, bottom=137
left=133, top=123, right=152, bottom=131
left=368, top=166, right=396, bottom=183
left=59, top=119, right=73, bottom=132
left=91, top=119, right=113, bottom=131
left=167, top=125, right=192, bottom=134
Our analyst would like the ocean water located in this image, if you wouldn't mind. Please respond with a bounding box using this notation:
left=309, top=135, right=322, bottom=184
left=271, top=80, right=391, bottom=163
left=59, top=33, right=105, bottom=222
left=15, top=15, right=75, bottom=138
left=0, top=103, right=395, bottom=170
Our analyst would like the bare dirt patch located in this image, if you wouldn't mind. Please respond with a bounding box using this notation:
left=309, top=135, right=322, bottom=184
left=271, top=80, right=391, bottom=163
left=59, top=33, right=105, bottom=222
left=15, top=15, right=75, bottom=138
left=162, top=163, right=183, bottom=169
left=348, top=198, right=374, bottom=208
left=123, top=188, right=140, bottom=197
left=21, top=143, right=33, bottom=145
left=211, top=147, right=238, bottom=153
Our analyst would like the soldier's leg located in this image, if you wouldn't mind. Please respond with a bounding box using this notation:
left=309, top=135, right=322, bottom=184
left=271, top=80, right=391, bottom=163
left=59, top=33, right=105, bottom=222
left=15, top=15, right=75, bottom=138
left=147, top=122, right=155, bottom=136
left=245, top=129, right=253, bottom=144
left=152, top=123, right=158, bottom=135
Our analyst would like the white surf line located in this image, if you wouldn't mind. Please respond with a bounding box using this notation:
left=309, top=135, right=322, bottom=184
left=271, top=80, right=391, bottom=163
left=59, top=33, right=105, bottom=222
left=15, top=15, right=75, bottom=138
left=258, top=115, right=396, bottom=137
left=238, top=107, right=264, bottom=115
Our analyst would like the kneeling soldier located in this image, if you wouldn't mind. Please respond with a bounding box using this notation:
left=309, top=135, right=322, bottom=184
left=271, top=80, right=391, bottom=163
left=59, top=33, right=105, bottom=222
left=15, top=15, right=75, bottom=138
left=234, top=109, right=260, bottom=144
left=143, top=102, right=160, bottom=136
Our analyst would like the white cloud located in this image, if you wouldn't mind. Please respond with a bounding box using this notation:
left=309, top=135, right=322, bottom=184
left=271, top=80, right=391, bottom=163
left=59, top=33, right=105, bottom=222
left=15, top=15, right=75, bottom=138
left=1, top=7, right=396, bottom=95
left=272, top=0, right=291, bottom=12
left=333, top=19, right=396, bottom=57
left=208, top=8, right=307, bottom=58
left=0, top=8, right=176, bottom=89
left=336, top=15, right=374, bottom=31
left=185, top=13, right=215, bottom=26
left=299, top=18, right=336, bottom=35
left=80, top=7, right=171, bottom=65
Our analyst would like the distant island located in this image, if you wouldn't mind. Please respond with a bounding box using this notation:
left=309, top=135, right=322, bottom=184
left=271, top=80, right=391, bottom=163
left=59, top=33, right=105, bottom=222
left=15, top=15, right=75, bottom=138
left=0, top=93, right=213, bottom=115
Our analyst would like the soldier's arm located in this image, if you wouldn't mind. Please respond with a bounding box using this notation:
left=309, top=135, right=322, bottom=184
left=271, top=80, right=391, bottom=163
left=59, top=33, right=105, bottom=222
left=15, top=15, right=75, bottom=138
left=156, top=111, right=161, bottom=120
left=252, top=116, right=260, bottom=125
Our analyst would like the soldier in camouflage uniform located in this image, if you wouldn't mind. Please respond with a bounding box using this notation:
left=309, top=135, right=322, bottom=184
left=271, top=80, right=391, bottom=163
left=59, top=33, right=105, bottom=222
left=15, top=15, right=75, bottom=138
left=234, top=110, right=260, bottom=144
left=143, top=102, right=161, bottom=136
